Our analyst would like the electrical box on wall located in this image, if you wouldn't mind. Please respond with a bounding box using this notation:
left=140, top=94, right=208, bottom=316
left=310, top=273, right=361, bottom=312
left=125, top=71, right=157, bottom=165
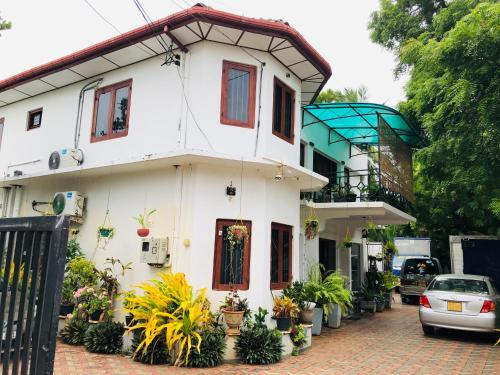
left=140, top=237, right=170, bottom=267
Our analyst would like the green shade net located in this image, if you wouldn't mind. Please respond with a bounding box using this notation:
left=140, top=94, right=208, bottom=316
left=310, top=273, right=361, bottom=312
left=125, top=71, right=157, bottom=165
left=302, top=103, right=426, bottom=148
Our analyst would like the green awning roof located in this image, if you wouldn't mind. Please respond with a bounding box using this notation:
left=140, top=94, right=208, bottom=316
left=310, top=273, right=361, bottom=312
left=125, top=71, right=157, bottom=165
left=302, top=102, right=426, bottom=148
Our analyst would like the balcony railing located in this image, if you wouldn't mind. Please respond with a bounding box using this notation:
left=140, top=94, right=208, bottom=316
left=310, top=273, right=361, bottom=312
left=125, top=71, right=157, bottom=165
left=302, top=170, right=412, bottom=213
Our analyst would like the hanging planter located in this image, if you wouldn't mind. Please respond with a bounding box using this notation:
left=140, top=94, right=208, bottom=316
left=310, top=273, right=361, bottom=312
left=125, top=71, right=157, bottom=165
left=97, top=226, right=115, bottom=239
left=304, top=218, right=319, bottom=240
left=133, top=209, right=157, bottom=238
left=226, top=224, right=249, bottom=249
left=342, top=229, right=352, bottom=249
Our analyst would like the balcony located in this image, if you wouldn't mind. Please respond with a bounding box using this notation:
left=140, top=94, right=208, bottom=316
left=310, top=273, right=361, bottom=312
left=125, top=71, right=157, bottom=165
left=302, top=168, right=412, bottom=213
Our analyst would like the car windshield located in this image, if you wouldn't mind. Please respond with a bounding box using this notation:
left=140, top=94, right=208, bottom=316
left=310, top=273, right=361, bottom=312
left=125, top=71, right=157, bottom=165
left=429, top=278, right=489, bottom=294
left=403, top=258, right=439, bottom=276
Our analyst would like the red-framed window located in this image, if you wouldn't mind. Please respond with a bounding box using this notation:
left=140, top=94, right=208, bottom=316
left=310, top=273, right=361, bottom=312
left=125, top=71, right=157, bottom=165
left=212, top=219, right=252, bottom=290
left=220, top=61, right=256, bottom=128
left=270, top=222, right=293, bottom=290
left=27, top=108, right=43, bottom=130
left=272, top=77, right=295, bottom=144
left=91, top=79, right=132, bottom=143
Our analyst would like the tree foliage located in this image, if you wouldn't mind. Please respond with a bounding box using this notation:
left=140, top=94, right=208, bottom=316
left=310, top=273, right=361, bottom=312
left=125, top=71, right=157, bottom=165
left=369, top=0, right=500, bottom=265
left=316, top=86, right=368, bottom=103
left=0, top=13, right=12, bottom=34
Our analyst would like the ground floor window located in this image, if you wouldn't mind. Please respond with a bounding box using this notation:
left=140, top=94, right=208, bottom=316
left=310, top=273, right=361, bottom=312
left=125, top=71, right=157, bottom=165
left=212, top=219, right=251, bottom=290
left=351, top=243, right=361, bottom=291
left=270, top=223, right=293, bottom=289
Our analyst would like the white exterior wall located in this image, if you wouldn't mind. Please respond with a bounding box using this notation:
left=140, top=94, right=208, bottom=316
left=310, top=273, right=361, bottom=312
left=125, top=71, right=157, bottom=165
left=0, top=40, right=306, bottom=320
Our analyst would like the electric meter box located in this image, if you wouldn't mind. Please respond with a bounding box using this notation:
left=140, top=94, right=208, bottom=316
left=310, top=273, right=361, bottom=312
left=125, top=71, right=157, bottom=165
left=140, top=237, right=170, bottom=266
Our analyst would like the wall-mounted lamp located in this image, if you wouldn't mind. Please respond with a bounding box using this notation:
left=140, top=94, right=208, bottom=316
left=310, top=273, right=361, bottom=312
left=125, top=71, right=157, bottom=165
left=226, top=182, right=236, bottom=197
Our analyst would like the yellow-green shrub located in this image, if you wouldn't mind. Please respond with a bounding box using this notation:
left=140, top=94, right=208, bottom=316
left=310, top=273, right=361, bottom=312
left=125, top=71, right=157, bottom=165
left=125, top=272, right=212, bottom=366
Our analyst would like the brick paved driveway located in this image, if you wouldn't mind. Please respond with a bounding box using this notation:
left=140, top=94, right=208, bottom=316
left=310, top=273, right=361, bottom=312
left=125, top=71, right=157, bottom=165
left=54, top=297, right=499, bottom=374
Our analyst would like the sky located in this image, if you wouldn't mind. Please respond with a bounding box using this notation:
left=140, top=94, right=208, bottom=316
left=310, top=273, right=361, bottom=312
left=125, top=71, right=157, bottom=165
left=0, top=0, right=408, bottom=107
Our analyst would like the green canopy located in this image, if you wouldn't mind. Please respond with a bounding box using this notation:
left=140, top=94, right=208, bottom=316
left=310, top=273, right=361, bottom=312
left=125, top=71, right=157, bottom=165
left=302, top=102, right=426, bottom=148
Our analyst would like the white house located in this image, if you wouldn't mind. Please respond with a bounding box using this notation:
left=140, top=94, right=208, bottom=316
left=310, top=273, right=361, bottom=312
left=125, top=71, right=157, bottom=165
left=0, top=4, right=332, bottom=319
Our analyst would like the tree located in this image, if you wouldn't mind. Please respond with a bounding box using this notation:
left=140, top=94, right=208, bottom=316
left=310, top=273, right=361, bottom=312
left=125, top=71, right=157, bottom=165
left=369, top=0, right=500, bottom=266
left=315, top=86, right=368, bottom=103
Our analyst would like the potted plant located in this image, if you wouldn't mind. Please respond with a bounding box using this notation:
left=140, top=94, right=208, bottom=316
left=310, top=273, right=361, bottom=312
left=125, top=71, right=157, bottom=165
left=75, top=287, right=111, bottom=322
left=97, top=225, right=115, bottom=239
left=60, top=278, right=75, bottom=316
left=304, top=218, right=319, bottom=240
left=345, top=188, right=357, bottom=202
left=226, top=224, right=249, bottom=249
left=323, top=272, right=352, bottom=329
left=282, top=281, right=315, bottom=324
left=122, top=290, right=136, bottom=327
left=375, top=293, right=385, bottom=312
left=358, top=287, right=376, bottom=313
left=382, top=271, right=398, bottom=309
left=342, top=232, right=353, bottom=248
left=220, top=288, right=249, bottom=335
left=271, top=295, right=299, bottom=331
left=133, top=209, right=157, bottom=237
left=290, top=324, right=307, bottom=356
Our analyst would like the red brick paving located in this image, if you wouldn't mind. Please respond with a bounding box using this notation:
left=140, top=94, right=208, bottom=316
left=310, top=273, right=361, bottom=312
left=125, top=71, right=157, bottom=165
left=54, top=297, right=500, bottom=374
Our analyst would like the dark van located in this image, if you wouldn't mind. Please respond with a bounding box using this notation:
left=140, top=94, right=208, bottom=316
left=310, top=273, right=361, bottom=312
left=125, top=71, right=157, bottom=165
left=400, top=256, right=442, bottom=303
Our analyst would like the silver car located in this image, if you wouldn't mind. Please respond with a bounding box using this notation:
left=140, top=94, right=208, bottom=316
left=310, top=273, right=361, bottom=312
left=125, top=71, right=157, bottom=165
left=419, top=274, right=499, bottom=334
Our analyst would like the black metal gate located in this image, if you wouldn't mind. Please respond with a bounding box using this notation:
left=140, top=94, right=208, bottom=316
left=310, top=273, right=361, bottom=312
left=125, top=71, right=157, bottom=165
left=0, top=216, right=70, bottom=375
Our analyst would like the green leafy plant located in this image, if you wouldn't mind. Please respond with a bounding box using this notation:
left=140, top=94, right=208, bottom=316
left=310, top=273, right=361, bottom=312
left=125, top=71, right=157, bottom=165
left=130, top=329, right=170, bottom=365
left=97, top=257, right=133, bottom=301
left=304, top=218, right=319, bottom=240
left=282, top=281, right=309, bottom=310
left=235, top=308, right=282, bottom=365
left=133, top=209, right=157, bottom=228
left=382, top=271, right=399, bottom=291
left=84, top=322, right=125, bottom=354
left=66, top=239, right=84, bottom=265
left=290, top=324, right=307, bottom=356
left=272, top=295, right=299, bottom=318
left=61, top=278, right=76, bottom=305
left=74, top=287, right=111, bottom=320
left=126, top=272, right=212, bottom=366
left=219, top=288, right=250, bottom=317
left=342, top=232, right=353, bottom=248
left=226, top=224, right=249, bottom=249
left=60, top=318, right=89, bottom=345
left=65, top=257, right=98, bottom=291
left=186, top=326, right=226, bottom=368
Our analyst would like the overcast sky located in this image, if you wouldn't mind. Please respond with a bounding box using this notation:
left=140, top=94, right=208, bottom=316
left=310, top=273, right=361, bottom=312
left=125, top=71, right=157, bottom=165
left=0, top=0, right=407, bottom=106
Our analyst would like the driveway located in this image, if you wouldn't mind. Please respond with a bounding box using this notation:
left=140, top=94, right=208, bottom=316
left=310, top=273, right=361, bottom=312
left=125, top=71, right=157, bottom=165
left=54, top=297, right=499, bottom=374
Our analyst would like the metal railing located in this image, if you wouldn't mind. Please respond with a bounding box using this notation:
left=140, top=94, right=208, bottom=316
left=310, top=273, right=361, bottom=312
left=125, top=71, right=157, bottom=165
left=302, top=170, right=412, bottom=213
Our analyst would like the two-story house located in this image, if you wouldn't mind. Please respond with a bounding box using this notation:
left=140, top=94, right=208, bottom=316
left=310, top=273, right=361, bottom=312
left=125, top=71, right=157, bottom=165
left=0, top=5, right=331, bottom=317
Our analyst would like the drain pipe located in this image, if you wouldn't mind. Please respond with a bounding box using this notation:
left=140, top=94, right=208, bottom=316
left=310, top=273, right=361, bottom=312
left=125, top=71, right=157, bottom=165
left=74, top=79, right=103, bottom=149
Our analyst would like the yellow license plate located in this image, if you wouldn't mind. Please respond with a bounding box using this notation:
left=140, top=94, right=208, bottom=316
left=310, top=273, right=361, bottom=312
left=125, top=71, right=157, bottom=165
left=447, top=301, right=462, bottom=312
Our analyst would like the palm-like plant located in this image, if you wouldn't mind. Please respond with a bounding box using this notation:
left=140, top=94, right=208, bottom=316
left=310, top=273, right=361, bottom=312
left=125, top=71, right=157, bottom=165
left=126, top=272, right=212, bottom=366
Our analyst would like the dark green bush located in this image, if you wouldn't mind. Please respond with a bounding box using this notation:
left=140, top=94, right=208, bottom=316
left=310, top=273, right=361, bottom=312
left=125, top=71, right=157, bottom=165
left=235, top=308, right=282, bottom=365
left=130, top=329, right=170, bottom=365
left=186, top=327, right=226, bottom=368
left=84, top=322, right=124, bottom=354
left=60, top=318, right=89, bottom=345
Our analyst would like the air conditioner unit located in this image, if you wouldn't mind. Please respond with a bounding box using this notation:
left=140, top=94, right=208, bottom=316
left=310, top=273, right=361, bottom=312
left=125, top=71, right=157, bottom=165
left=52, top=191, right=84, bottom=217
left=48, top=148, right=83, bottom=170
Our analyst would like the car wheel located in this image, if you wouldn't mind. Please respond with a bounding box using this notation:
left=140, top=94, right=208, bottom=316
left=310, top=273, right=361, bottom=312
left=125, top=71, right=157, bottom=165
left=422, top=325, right=434, bottom=335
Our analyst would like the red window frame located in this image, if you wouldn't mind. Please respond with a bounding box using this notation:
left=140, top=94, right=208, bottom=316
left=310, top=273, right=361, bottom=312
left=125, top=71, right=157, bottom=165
left=272, top=77, right=295, bottom=144
left=26, top=108, right=43, bottom=131
left=270, top=222, right=293, bottom=290
left=220, top=60, right=257, bottom=128
left=91, top=79, right=132, bottom=143
left=212, top=219, right=252, bottom=291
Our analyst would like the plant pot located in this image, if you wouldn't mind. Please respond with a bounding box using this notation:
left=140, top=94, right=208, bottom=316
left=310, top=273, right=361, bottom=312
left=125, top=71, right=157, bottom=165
left=343, top=242, right=352, bottom=248
left=311, top=307, right=323, bottom=336
left=359, top=300, right=376, bottom=313
left=125, top=314, right=133, bottom=327
left=99, top=229, right=113, bottom=238
left=345, top=193, right=357, bottom=202
left=223, top=309, right=244, bottom=336
left=376, top=301, right=385, bottom=312
left=60, top=303, right=75, bottom=317
left=275, top=316, right=292, bottom=331
left=137, top=228, right=150, bottom=237
left=384, top=292, right=392, bottom=309
left=299, top=309, right=314, bottom=324
left=90, top=309, right=103, bottom=322
left=327, top=303, right=341, bottom=328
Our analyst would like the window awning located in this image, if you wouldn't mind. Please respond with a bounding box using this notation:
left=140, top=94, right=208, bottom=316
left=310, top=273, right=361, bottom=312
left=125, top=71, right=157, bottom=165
left=302, top=102, right=426, bottom=148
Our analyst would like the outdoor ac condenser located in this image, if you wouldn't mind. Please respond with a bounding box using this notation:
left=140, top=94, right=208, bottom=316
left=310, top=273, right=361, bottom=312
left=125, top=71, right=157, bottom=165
left=140, top=237, right=171, bottom=267
left=48, top=148, right=83, bottom=170
left=52, top=191, right=85, bottom=217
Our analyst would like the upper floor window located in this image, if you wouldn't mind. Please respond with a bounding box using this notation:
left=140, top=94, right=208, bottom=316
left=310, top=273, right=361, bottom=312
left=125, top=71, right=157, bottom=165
left=27, top=108, right=43, bottom=130
left=213, top=219, right=252, bottom=290
left=272, top=78, right=295, bottom=144
left=0, top=118, right=4, bottom=152
left=270, top=222, right=293, bottom=290
left=91, top=79, right=132, bottom=143
left=220, top=61, right=256, bottom=128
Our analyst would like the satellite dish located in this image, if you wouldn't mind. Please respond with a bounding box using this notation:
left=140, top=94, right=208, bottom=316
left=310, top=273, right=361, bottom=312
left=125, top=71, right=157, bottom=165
left=52, top=193, right=66, bottom=215
left=48, top=151, right=61, bottom=170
